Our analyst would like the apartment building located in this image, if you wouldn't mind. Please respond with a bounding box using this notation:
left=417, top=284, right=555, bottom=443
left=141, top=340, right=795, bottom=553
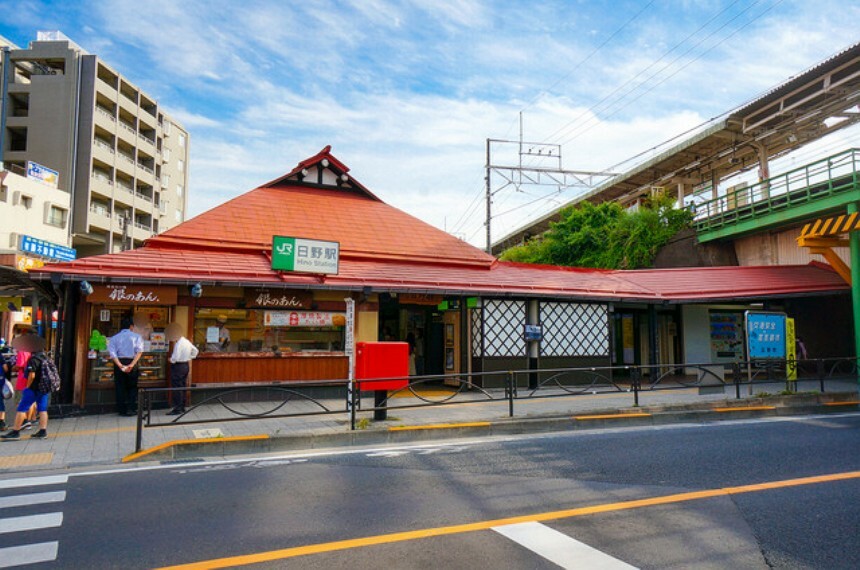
left=0, top=31, right=190, bottom=257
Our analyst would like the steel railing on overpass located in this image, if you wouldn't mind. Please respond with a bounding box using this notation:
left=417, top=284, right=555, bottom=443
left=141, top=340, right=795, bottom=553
left=694, top=148, right=860, bottom=241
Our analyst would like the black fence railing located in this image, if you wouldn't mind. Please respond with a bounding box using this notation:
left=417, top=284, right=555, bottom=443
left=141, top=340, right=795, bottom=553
left=134, top=357, right=860, bottom=453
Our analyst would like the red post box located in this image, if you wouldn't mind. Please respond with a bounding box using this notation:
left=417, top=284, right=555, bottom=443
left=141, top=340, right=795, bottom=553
left=355, top=341, right=409, bottom=392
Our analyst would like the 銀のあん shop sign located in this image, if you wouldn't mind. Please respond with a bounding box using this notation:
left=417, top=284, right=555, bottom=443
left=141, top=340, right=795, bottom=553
left=271, top=236, right=339, bottom=275
left=89, top=285, right=178, bottom=305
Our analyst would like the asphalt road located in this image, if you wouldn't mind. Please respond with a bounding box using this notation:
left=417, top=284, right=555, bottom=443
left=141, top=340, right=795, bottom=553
left=2, top=413, right=860, bottom=569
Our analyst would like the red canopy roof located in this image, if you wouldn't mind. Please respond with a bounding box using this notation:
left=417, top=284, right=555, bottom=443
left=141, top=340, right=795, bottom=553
left=34, top=148, right=849, bottom=303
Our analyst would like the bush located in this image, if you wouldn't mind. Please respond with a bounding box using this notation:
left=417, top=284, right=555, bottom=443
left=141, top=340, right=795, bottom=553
left=500, top=192, right=692, bottom=269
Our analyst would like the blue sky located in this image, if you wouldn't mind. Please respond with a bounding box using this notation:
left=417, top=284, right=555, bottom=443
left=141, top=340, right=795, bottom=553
left=3, top=0, right=859, bottom=245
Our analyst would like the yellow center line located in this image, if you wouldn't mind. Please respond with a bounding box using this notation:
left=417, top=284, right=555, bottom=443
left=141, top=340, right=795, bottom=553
left=156, top=469, right=860, bottom=570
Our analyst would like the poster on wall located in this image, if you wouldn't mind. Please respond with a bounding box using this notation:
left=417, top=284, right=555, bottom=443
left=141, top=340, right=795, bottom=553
left=709, top=311, right=743, bottom=361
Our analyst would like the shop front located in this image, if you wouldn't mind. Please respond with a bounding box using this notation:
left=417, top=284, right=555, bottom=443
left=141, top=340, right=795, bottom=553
left=35, top=147, right=852, bottom=410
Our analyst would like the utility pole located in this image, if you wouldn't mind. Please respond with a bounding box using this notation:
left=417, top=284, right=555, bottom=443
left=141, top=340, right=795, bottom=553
left=484, top=117, right=619, bottom=254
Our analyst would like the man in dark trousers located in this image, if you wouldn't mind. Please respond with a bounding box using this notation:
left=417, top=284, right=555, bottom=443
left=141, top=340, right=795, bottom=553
left=108, top=316, right=143, bottom=416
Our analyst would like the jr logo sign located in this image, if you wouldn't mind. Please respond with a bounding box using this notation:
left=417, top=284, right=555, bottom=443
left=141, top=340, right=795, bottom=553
left=271, top=236, right=339, bottom=275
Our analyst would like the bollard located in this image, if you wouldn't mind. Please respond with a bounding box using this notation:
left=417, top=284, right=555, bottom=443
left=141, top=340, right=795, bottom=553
left=817, top=359, right=826, bottom=393
left=507, top=371, right=515, bottom=417
left=373, top=390, right=387, bottom=421
left=632, top=368, right=640, bottom=407
left=135, top=389, right=144, bottom=453
left=733, top=362, right=742, bottom=400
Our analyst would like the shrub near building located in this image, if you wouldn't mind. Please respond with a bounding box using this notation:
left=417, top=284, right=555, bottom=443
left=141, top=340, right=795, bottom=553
left=500, top=192, right=692, bottom=269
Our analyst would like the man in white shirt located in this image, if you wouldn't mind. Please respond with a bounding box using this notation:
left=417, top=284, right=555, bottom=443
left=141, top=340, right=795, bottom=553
left=165, top=323, right=199, bottom=415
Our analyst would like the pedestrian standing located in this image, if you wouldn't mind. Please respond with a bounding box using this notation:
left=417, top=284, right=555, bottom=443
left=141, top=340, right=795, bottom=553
left=109, top=316, right=144, bottom=417
left=11, top=333, right=36, bottom=430
left=165, top=322, right=198, bottom=415
left=1, top=335, right=49, bottom=441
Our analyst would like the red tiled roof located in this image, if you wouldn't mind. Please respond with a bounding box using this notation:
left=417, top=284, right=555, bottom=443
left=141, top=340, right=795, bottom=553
left=30, top=148, right=850, bottom=303
left=148, top=148, right=494, bottom=268
left=34, top=248, right=848, bottom=302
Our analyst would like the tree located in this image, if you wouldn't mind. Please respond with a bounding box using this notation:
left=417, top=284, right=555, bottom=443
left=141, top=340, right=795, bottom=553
left=499, top=192, right=691, bottom=269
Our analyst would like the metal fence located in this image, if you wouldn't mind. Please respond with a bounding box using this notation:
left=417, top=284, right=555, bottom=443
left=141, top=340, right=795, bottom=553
left=134, top=357, right=859, bottom=452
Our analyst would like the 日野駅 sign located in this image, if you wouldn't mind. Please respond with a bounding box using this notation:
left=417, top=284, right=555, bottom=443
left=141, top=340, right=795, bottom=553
left=272, top=236, right=339, bottom=275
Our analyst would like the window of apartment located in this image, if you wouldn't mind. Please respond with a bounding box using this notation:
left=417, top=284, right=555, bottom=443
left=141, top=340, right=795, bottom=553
left=174, top=209, right=182, bottom=223
left=178, top=132, right=186, bottom=148
left=176, top=184, right=183, bottom=198
left=177, top=159, right=184, bottom=173
left=0, top=186, right=7, bottom=203
left=17, top=193, right=33, bottom=209
left=162, top=148, right=170, bottom=162
left=46, top=205, right=68, bottom=228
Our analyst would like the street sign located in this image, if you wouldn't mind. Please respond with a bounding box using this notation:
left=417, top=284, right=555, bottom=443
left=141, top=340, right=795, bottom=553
left=19, top=235, right=76, bottom=262
left=271, top=236, right=339, bottom=275
left=745, top=311, right=786, bottom=359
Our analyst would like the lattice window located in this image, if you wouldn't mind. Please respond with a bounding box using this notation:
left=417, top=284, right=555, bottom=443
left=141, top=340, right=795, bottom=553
left=470, top=308, right=482, bottom=357
left=483, top=299, right=526, bottom=357
left=540, top=302, right=609, bottom=357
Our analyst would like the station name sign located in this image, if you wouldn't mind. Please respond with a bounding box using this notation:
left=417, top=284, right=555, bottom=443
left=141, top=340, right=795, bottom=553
left=271, top=236, right=339, bottom=275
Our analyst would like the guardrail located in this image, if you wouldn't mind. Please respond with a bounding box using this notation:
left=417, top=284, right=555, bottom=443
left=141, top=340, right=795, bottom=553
left=694, top=148, right=860, bottom=233
left=134, top=357, right=859, bottom=452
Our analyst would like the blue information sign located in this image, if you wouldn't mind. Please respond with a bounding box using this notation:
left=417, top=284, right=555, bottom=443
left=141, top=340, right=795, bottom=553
left=19, top=235, right=76, bottom=262
left=745, top=312, right=786, bottom=359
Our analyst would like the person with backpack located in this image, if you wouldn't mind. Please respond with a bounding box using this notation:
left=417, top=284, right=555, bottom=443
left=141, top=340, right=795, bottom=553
left=0, top=346, right=11, bottom=431
left=1, top=335, right=52, bottom=441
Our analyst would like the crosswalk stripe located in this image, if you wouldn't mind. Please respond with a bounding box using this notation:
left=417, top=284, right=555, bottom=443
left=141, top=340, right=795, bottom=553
left=0, top=475, right=68, bottom=490
left=492, top=521, right=637, bottom=570
left=0, top=541, right=59, bottom=568
left=0, top=513, right=63, bottom=534
left=0, top=491, right=66, bottom=510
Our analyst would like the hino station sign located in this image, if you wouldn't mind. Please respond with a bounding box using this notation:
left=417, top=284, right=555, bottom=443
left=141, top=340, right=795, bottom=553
left=271, top=236, right=340, bottom=275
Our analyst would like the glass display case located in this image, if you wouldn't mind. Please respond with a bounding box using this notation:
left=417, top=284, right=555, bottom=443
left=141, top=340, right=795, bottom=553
left=88, top=351, right=167, bottom=385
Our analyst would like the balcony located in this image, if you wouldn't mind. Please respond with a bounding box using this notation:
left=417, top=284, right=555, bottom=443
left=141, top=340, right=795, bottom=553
left=134, top=190, right=153, bottom=203
left=88, top=204, right=112, bottom=231
left=95, top=106, right=117, bottom=131
left=93, top=138, right=115, bottom=163
left=96, top=77, right=117, bottom=95
left=90, top=172, right=114, bottom=195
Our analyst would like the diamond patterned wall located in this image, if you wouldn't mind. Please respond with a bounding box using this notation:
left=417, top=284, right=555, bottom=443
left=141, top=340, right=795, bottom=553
left=483, top=299, right=526, bottom=357
left=540, top=302, right=609, bottom=357
left=471, top=308, right=482, bottom=357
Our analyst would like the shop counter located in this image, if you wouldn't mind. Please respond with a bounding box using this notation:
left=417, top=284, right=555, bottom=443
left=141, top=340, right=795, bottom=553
left=191, top=351, right=349, bottom=384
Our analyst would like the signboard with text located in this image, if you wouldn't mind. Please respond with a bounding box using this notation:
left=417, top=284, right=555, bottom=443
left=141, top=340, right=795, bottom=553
left=19, top=235, right=76, bottom=262
left=89, top=285, right=178, bottom=305
left=745, top=311, right=787, bottom=359
left=271, top=236, right=339, bottom=275
left=244, top=290, right=312, bottom=309
left=263, top=311, right=346, bottom=328
left=26, top=160, right=59, bottom=188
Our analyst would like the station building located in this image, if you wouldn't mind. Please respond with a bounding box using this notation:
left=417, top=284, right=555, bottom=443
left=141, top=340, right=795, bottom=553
left=33, top=147, right=851, bottom=409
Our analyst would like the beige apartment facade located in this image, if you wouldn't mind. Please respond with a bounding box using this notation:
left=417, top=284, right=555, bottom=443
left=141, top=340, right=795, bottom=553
left=0, top=31, right=190, bottom=257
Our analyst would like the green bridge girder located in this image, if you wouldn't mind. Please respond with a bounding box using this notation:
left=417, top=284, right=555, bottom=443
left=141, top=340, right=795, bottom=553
left=694, top=148, right=860, bottom=243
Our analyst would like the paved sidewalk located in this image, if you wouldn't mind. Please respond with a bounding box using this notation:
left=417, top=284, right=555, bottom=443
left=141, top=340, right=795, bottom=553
left=0, top=379, right=856, bottom=473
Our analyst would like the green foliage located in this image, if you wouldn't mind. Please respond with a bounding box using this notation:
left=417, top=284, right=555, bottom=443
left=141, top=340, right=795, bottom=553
left=499, top=192, right=692, bottom=269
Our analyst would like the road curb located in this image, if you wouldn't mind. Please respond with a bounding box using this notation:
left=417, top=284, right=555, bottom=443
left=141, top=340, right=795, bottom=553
left=124, top=395, right=860, bottom=463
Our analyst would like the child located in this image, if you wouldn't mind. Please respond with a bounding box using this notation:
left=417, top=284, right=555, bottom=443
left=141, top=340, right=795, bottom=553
left=2, top=335, right=49, bottom=441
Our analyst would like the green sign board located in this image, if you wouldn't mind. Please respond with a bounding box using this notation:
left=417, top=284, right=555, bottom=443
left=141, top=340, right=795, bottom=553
left=272, top=236, right=339, bottom=275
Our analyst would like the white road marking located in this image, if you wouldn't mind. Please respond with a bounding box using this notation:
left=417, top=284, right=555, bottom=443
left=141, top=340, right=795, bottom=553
left=0, top=542, right=59, bottom=568
left=0, top=475, right=68, bottom=490
left=0, top=512, right=63, bottom=534
left=493, top=521, right=638, bottom=569
left=0, top=491, right=66, bottom=510
left=366, top=451, right=410, bottom=457
left=56, top=411, right=860, bottom=480
left=193, top=428, right=224, bottom=439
